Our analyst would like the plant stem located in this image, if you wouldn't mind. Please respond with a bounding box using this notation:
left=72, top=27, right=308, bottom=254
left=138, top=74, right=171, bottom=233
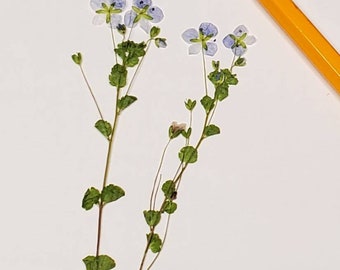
left=125, top=40, right=152, bottom=96
left=147, top=215, right=171, bottom=270
left=149, top=139, right=171, bottom=210
left=95, top=88, right=122, bottom=257
left=201, top=49, right=208, bottom=96
left=109, top=20, right=118, bottom=64
left=139, top=109, right=212, bottom=269
left=230, top=54, right=236, bottom=72
left=79, top=65, right=104, bottom=120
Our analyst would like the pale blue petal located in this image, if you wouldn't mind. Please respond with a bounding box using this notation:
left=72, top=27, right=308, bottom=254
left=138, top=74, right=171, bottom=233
left=133, top=0, right=152, bottom=8
left=205, top=42, right=218, bottom=56
left=199, top=22, right=218, bottom=37
left=148, top=6, right=164, bottom=23
left=222, top=35, right=235, bottom=48
left=233, top=25, right=248, bottom=37
left=124, top=10, right=137, bottom=28
left=109, top=14, right=122, bottom=28
left=233, top=46, right=247, bottom=56
left=182, top=28, right=199, bottom=43
left=188, top=44, right=201, bottom=55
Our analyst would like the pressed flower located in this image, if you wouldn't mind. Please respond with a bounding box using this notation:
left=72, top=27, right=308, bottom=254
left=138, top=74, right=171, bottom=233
left=171, top=122, right=186, bottom=133
left=155, top=38, right=167, bottom=48
left=124, top=0, right=164, bottom=33
left=90, top=0, right=126, bottom=28
left=222, top=25, right=256, bottom=56
left=182, top=22, right=218, bottom=56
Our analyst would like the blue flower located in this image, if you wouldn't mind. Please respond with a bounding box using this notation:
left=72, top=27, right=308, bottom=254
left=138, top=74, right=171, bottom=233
left=182, top=22, right=218, bottom=56
left=90, top=0, right=126, bottom=28
left=222, top=25, right=256, bottom=56
left=124, top=0, right=164, bottom=33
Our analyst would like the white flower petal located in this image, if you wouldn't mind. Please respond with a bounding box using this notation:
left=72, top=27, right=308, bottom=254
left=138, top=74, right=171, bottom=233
left=182, top=28, right=199, bottom=43
left=140, top=19, right=151, bottom=33
left=92, top=14, right=105, bottom=25
left=90, top=0, right=103, bottom=11
left=188, top=44, right=201, bottom=55
left=245, top=35, right=256, bottom=45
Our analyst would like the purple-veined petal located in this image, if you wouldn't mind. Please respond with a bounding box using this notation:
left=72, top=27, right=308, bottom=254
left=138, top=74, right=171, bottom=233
left=133, top=0, right=152, bottom=8
left=233, top=25, right=248, bottom=37
left=233, top=46, right=247, bottom=56
left=92, top=14, right=106, bottom=25
left=188, top=44, right=201, bottom=55
left=245, top=35, right=256, bottom=45
left=124, top=10, right=137, bottom=27
left=222, top=34, right=235, bottom=48
left=182, top=28, right=199, bottom=43
left=140, top=19, right=151, bottom=33
left=199, top=22, right=218, bottom=37
left=112, top=0, right=126, bottom=9
left=148, top=6, right=164, bottom=23
left=205, top=42, right=218, bottom=56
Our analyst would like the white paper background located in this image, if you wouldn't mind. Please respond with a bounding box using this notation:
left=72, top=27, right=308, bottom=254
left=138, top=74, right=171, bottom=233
left=1, top=1, right=340, bottom=269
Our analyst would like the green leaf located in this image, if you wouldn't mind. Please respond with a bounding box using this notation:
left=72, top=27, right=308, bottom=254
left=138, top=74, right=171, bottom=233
left=161, top=180, right=176, bottom=199
left=109, top=64, right=127, bottom=87
left=150, top=26, right=160, bottom=38
left=147, top=233, right=162, bottom=253
left=163, top=201, right=177, bottom=214
left=203, top=124, right=220, bottom=138
left=235, top=57, right=246, bottom=67
left=212, top=60, right=220, bottom=70
left=222, top=68, right=238, bottom=85
left=101, top=184, right=125, bottom=204
left=71, top=52, right=82, bottom=65
left=83, top=255, right=116, bottom=270
left=115, top=41, right=146, bottom=67
left=200, top=95, right=215, bottom=114
left=82, top=187, right=100, bottom=210
left=97, top=255, right=116, bottom=270
left=118, top=95, right=137, bottom=112
left=143, top=210, right=161, bottom=227
left=182, top=127, right=192, bottom=139
left=185, top=99, right=196, bottom=111
left=178, top=146, right=198, bottom=164
left=215, top=84, right=229, bottom=101
left=95, top=120, right=112, bottom=139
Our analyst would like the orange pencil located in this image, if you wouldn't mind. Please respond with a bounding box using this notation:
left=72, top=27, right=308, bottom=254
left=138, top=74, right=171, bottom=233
left=258, top=0, right=340, bottom=93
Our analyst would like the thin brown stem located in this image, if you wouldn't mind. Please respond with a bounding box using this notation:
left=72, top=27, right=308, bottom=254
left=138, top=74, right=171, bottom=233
left=149, top=139, right=171, bottom=210
left=147, top=215, right=171, bottom=270
left=79, top=65, right=104, bottom=120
